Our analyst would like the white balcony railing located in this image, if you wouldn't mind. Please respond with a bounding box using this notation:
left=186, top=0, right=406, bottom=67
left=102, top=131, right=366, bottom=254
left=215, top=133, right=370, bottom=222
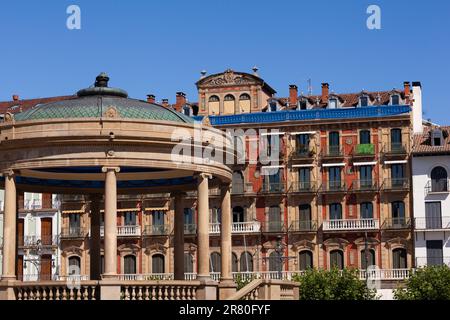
left=414, top=217, right=450, bottom=230
left=100, top=225, right=141, bottom=237
left=24, top=199, right=42, bottom=210
left=208, top=222, right=261, bottom=234
left=359, top=269, right=411, bottom=280
left=323, top=219, right=379, bottom=231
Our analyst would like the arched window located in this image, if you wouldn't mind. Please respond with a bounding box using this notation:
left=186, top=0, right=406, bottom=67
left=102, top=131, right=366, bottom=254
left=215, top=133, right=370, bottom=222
left=233, top=206, right=244, bottom=223
left=184, top=253, right=194, bottom=273
left=360, top=202, right=373, bottom=219
left=299, top=251, right=313, bottom=270
left=208, top=95, right=220, bottom=115
left=329, top=203, right=342, bottom=220
left=240, top=252, right=253, bottom=272
left=223, top=94, right=236, bottom=115
left=269, top=251, right=283, bottom=273
left=232, top=171, right=245, bottom=194
left=232, top=253, right=239, bottom=272
left=359, top=130, right=371, bottom=144
left=330, top=250, right=344, bottom=270
left=68, top=256, right=81, bottom=275
left=152, top=254, right=165, bottom=274
left=431, top=166, right=448, bottom=192
left=124, top=255, right=137, bottom=274
left=360, top=249, right=376, bottom=269
left=210, top=252, right=221, bottom=273
left=391, top=201, right=405, bottom=227
left=239, top=93, right=251, bottom=113
left=392, top=248, right=407, bottom=269
left=298, top=204, right=312, bottom=231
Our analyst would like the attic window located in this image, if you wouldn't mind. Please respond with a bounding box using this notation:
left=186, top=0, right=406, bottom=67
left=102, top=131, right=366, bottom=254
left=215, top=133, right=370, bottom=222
left=299, top=100, right=307, bottom=110
left=359, top=96, right=369, bottom=107
left=183, top=105, right=191, bottom=116
left=431, top=129, right=444, bottom=147
left=391, top=94, right=400, bottom=105
left=269, top=102, right=277, bottom=112
left=329, top=98, right=337, bottom=109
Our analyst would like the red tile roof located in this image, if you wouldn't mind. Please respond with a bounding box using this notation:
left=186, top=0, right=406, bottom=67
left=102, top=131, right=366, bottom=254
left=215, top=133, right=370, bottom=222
left=0, top=95, right=75, bottom=115
left=413, top=126, right=450, bottom=154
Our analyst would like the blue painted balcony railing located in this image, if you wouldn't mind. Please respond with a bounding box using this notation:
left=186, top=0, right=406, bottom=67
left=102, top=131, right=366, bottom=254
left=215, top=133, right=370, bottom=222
left=192, top=105, right=410, bottom=125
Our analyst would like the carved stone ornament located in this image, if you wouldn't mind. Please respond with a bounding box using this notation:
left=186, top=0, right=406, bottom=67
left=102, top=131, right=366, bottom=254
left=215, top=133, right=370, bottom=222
left=104, top=106, right=118, bottom=118
left=201, top=69, right=256, bottom=87
left=202, top=116, right=211, bottom=127
left=4, top=112, right=14, bottom=122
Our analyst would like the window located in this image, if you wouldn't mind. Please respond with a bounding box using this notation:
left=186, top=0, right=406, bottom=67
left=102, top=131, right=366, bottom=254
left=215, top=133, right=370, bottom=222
left=328, top=131, right=340, bottom=155
left=268, top=206, right=282, bottom=231
left=431, top=129, right=444, bottom=146
left=240, top=252, right=253, bottom=272
left=69, top=214, right=80, bottom=231
left=232, top=253, right=239, bottom=272
left=299, top=100, right=307, bottom=110
left=152, top=254, right=165, bottom=273
left=183, top=106, right=191, bottom=116
left=68, top=256, right=81, bottom=275
left=296, top=134, right=310, bottom=154
left=224, top=94, right=236, bottom=114
left=392, top=248, right=407, bottom=269
left=329, top=98, right=337, bottom=109
left=233, top=206, right=244, bottom=223
left=184, top=253, right=194, bottom=273
left=329, top=203, right=342, bottom=220
left=184, top=208, right=195, bottom=234
left=360, top=202, right=373, bottom=219
left=391, top=201, right=405, bottom=226
left=431, top=166, right=448, bottom=192
left=426, top=240, right=443, bottom=266
left=390, top=128, right=402, bottom=151
left=232, top=171, right=244, bottom=194
left=298, top=168, right=310, bottom=190
left=360, top=249, right=375, bottom=269
left=124, top=255, right=137, bottom=274
left=360, top=96, right=369, bottom=107
left=359, top=130, right=371, bottom=144
left=269, top=102, right=277, bottom=112
left=391, top=94, right=400, bottom=105
left=425, top=202, right=442, bottom=229
left=269, top=251, right=283, bottom=273
left=329, top=167, right=341, bottom=189
left=210, top=207, right=221, bottom=224
left=330, top=250, right=344, bottom=270
left=360, top=165, right=373, bottom=187
left=391, top=164, right=405, bottom=186
left=239, top=94, right=251, bottom=113
left=124, top=211, right=136, bottom=226
left=210, top=252, right=221, bottom=273
left=299, top=251, right=313, bottom=270
left=152, top=211, right=164, bottom=226
left=298, top=204, right=312, bottom=230
left=208, top=95, right=220, bottom=115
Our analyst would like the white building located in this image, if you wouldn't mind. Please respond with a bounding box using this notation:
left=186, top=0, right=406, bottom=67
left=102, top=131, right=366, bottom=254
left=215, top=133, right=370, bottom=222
left=412, top=126, right=450, bottom=267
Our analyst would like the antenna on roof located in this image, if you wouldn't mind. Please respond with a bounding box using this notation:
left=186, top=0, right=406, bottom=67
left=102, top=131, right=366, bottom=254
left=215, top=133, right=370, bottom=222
left=307, top=79, right=312, bottom=96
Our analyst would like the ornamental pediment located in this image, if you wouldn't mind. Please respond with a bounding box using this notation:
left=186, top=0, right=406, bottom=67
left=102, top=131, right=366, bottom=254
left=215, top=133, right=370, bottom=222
left=198, top=69, right=260, bottom=88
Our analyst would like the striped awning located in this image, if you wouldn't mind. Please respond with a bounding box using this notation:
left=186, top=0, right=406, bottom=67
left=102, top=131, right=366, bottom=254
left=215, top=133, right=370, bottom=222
left=145, top=207, right=169, bottom=211
left=62, top=209, right=85, bottom=214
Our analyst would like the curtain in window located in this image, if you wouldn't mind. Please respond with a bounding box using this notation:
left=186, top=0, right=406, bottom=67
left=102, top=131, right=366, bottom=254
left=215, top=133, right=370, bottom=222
left=426, top=240, right=443, bottom=266
left=360, top=249, right=375, bottom=269
left=431, top=166, right=448, bottom=192
left=392, top=249, right=407, bottom=269
left=124, top=255, right=137, bottom=274
left=360, top=202, right=373, bottom=219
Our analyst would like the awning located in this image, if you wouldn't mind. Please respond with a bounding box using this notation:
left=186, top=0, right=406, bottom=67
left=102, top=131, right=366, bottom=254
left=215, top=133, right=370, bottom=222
left=260, top=132, right=285, bottom=136
left=261, top=165, right=284, bottom=170
left=322, top=163, right=345, bottom=167
left=62, top=209, right=85, bottom=214
left=353, top=161, right=377, bottom=166
left=290, top=131, right=316, bottom=135
left=100, top=208, right=140, bottom=213
left=384, top=160, right=408, bottom=164
left=292, top=164, right=315, bottom=168
left=145, top=207, right=169, bottom=211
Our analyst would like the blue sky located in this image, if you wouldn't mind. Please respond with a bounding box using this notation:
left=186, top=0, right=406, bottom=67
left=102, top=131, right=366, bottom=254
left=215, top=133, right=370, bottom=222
left=0, top=0, right=449, bottom=123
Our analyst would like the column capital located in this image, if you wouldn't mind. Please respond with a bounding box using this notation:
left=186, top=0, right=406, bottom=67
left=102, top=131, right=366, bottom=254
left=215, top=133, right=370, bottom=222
left=1, top=169, right=15, bottom=178
left=101, top=166, right=120, bottom=173
left=196, top=172, right=212, bottom=180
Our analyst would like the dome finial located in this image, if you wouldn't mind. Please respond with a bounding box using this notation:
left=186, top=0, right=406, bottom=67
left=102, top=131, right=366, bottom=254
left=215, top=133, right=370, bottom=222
left=95, top=72, right=109, bottom=88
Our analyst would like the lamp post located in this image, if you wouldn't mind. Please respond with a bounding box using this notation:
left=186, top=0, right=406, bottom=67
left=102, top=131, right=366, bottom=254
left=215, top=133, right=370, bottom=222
left=364, top=231, right=369, bottom=286
left=275, top=235, right=284, bottom=280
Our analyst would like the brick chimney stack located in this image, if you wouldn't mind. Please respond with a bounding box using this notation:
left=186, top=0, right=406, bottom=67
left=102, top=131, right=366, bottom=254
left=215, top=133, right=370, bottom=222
left=321, top=83, right=329, bottom=102
left=289, top=85, right=298, bottom=107
left=12, top=94, right=19, bottom=101
left=175, top=92, right=186, bottom=112
left=403, top=82, right=411, bottom=104
left=147, top=94, right=155, bottom=104
left=162, top=99, right=169, bottom=108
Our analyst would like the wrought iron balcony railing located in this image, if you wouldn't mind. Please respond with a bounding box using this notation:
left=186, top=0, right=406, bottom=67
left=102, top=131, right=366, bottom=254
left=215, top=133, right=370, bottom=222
left=289, top=220, right=318, bottom=232
left=20, top=235, right=59, bottom=247
left=142, top=225, right=171, bottom=236
left=290, top=147, right=315, bottom=159
left=384, top=143, right=407, bottom=155
left=322, top=219, right=379, bottom=231
left=231, top=183, right=254, bottom=195
left=382, top=217, right=411, bottom=229
left=260, top=183, right=285, bottom=193
left=351, top=179, right=378, bottom=192
left=184, top=224, right=197, bottom=235
left=60, top=227, right=89, bottom=239
left=320, top=181, right=347, bottom=193
left=289, top=181, right=318, bottom=193
left=382, top=178, right=409, bottom=190
left=414, top=217, right=450, bottom=230
left=261, top=221, right=286, bottom=233
left=321, top=145, right=344, bottom=158
left=425, top=179, right=450, bottom=195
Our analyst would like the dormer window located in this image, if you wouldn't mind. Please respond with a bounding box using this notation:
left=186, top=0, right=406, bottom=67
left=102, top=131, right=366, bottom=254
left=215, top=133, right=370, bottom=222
left=299, top=100, right=307, bottom=110
left=269, top=101, right=277, bottom=112
left=183, top=105, right=191, bottom=116
left=391, top=94, right=400, bottom=105
left=329, top=98, right=338, bottom=109
left=359, top=96, right=369, bottom=107
left=431, top=129, right=444, bottom=146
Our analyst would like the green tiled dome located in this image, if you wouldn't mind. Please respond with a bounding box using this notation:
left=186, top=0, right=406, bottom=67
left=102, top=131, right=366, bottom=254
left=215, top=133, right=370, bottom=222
left=13, top=73, right=194, bottom=124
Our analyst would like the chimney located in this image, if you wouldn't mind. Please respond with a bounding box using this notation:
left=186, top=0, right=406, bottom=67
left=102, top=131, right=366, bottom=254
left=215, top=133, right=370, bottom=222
left=147, top=94, right=155, bottom=104
left=321, top=83, right=329, bottom=102
left=162, top=99, right=169, bottom=108
left=175, top=92, right=186, bottom=112
left=412, top=82, right=423, bottom=134
left=12, top=94, right=19, bottom=101
left=403, top=82, right=411, bottom=104
left=289, top=85, right=298, bottom=107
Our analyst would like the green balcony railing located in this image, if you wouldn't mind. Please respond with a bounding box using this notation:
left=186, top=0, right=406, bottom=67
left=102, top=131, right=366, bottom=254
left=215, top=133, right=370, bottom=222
left=354, top=144, right=375, bottom=156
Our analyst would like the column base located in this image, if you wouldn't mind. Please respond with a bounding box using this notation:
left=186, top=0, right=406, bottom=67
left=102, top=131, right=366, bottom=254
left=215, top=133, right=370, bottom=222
left=99, top=279, right=121, bottom=300
left=196, top=274, right=212, bottom=281
left=218, top=279, right=237, bottom=300
left=196, top=279, right=218, bottom=300
left=0, top=280, right=18, bottom=300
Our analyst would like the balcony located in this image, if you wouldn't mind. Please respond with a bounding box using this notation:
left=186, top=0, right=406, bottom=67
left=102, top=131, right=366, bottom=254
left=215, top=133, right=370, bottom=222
left=60, top=227, right=89, bottom=239
left=209, top=221, right=261, bottom=234
left=359, top=269, right=411, bottom=280
left=382, top=218, right=411, bottom=230
left=231, top=183, right=254, bottom=195
left=414, top=217, right=450, bottom=230
left=320, top=181, right=347, bottom=193
left=184, top=224, right=197, bottom=235
left=382, top=178, right=409, bottom=191
left=322, top=219, right=379, bottom=231
left=260, top=183, right=285, bottom=194
left=350, top=179, right=378, bottom=192
left=290, top=148, right=315, bottom=160
left=425, top=179, right=450, bottom=196
left=100, top=225, right=141, bottom=237
left=23, top=199, right=42, bottom=210
left=353, top=144, right=375, bottom=157
left=321, top=146, right=344, bottom=158
left=142, top=225, right=171, bottom=236
left=20, top=235, right=59, bottom=247
left=383, top=143, right=407, bottom=156
left=289, top=220, right=318, bottom=232
left=415, top=257, right=450, bottom=267
left=289, top=181, right=318, bottom=194
left=261, top=221, right=286, bottom=233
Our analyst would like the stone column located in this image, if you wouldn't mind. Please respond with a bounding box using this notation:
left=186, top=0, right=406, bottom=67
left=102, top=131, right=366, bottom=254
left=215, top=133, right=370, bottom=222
left=197, top=173, right=211, bottom=280
left=90, top=194, right=102, bottom=280
left=218, top=183, right=237, bottom=299
left=1, top=170, right=16, bottom=281
left=101, top=167, right=119, bottom=279
left=173, top=192, right=185, bottom=280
